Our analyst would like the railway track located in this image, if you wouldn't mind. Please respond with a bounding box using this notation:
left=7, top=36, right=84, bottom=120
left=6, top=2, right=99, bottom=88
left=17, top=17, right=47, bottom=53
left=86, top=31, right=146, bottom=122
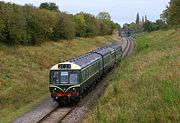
left=61, top=37, right=135, bottom=123
left=35, top=37, right=134, bottom=123
left=122, top=37, right=134, bottom=58
left=37, top=106, right=76, bottom=123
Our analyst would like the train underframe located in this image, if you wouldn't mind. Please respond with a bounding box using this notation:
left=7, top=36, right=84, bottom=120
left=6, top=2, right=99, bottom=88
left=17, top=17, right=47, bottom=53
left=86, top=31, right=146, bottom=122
left=51, top=89, right=80, bottom=104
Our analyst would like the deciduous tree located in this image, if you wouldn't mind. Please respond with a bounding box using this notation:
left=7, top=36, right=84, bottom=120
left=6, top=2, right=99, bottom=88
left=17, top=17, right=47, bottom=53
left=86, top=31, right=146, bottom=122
left=39, top=2, right=59, bottom=12
left=166, top=0, right=180, bottom=28
left=97, top=12, right=111, bottom=20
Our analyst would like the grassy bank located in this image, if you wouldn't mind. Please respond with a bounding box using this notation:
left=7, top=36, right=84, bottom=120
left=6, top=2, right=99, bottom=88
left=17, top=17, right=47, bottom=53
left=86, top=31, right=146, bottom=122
left=0, top=35, right=121, bottom=123
left=84, top=30, right=180, bottom=123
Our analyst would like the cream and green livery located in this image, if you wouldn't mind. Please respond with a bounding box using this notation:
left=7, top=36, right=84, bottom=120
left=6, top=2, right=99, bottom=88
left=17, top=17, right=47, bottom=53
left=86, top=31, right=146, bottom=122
left=49, top=42, right=122, bottom=103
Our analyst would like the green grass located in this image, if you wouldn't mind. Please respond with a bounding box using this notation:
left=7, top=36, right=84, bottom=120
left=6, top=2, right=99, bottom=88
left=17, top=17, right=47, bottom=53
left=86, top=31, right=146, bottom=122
left=83, top=30, right=180, bottom=123
left=0, top=35, right=121, bottom=123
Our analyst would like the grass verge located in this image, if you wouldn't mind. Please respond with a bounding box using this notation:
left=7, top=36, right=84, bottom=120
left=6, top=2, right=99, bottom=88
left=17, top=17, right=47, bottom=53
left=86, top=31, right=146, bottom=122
left=0, top=35, right=121, bottom=123
left=83, top=29, right=180, bottom=123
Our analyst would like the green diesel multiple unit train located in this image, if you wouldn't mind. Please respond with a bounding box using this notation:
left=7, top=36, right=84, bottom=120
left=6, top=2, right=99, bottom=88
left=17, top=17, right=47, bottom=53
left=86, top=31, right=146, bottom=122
left=49, top=43, right=123, bottom=103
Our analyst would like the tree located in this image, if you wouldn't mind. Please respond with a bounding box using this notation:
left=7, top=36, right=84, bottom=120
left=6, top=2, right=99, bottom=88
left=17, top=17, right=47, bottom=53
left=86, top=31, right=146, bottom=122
left=136, top=13, right=140, bottom=25
left=39, top=2, right=49, bottom=10
left=97, top=12, right=111, bottom=20
left=115, top=23, right=121, bottom=31
left=0, top=2, right=118, bottom=45
left=166, top=0, right=180, bottom=28
left=154, top=19, right=167, bottom=30
left=74, top=13, right=87, bottom=37
left=83, top=13, right=99, bottom=36
left=129, top=22, right=137, bottom=31
left=123, top=23, right=130, bottom=29
left=49, top=3, right=59, bottom=11
left=0, top=3, right=28, bottom=45
left=51, top=13, right=76, bottom=40
left=143, top=20, right=153, bottom=32
left=145, top=15, right=148, bottom=22
left=39, top=2, right=59, bottom=12
left=0, top=1, right=6, bottom=43
left=142, top=16, right=145, bottom=24
left=97, top=12, right=116, bottom=35
left=161, top=9, right=168, bottom=23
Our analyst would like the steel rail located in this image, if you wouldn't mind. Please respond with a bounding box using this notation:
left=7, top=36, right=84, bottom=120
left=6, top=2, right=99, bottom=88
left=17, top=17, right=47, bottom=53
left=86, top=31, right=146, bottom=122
left=36, top=37, right=134, bottom=123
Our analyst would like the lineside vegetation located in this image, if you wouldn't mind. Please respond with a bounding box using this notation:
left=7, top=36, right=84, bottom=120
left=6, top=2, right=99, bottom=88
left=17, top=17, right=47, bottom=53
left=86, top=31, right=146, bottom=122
left=0, top=35, right=121, bottom=123
left=83, top=30, right=180, bottom=123
left=0, top=2, right=120, bottom=45
left=123, top=0, right=180, bottom=33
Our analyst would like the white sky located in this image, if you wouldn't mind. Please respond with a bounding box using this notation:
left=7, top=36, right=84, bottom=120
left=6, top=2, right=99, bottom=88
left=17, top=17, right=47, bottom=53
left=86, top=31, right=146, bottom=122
left=3, top=0, right=170, bottom=25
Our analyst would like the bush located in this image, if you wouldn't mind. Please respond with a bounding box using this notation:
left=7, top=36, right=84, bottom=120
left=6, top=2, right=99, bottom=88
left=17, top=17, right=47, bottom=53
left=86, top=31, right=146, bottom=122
left=51, top=13, right=76, bottom=40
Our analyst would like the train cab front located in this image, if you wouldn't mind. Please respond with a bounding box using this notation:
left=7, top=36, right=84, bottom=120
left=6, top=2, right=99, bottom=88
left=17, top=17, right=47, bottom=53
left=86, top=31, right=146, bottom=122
left=50, top=85, right=80, bottom=103
left=49, top=62, right=81, bottom=103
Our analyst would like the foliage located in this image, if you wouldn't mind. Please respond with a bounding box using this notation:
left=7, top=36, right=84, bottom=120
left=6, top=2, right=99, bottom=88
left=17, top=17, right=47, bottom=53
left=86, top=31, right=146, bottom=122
left=161, top=9, right=168, bottom=23
left=0, top=2, right=119, bottom=45
left=145, top=15, right=148, bottom=22
left=123, top=13, right=167, bottom=33
left=143, top=19, right=168, bottom=32
left=161, top=0, right=180, bottom=28
left=154, top=19, right=168, bottom=30
left=97, top=12, right=118, bottom=35
left=74, top=12, right=118, bottom=37
left=135, top=13, right=140, bottom=25
left=142, top=16, right=145, bottom=24
left=115, top=23, right=121, bottom=31
left=51, top=13, right=76, bottom=40
left=39, top=2, right=59, bottom=12
left=84, top=29, right=180, bottom=123
left=0, top=35, right=121, bottom=123
left=0, top=2, right=28, bottom=45
left=143, top=20, right=153, bottom=32
left=97, top=12, right=111, bottom=20
left=165, top=0, right=180, bottom=28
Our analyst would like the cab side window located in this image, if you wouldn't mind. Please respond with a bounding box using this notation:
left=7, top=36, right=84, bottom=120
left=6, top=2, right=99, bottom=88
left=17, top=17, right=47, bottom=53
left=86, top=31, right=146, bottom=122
left=52, top=71, right=59, bottom=84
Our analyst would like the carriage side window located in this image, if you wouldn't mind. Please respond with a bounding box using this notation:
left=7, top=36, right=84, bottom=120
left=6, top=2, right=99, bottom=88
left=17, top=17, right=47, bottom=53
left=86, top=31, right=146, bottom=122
left=82, top=71, right=85, bottom=81
left=52, top=71, right=59, bottom=84
left=86, top=69, right=88, bottom=78
left=70, top=73, right=78, bottom=84
left=61, top=72, right=68, bottom=84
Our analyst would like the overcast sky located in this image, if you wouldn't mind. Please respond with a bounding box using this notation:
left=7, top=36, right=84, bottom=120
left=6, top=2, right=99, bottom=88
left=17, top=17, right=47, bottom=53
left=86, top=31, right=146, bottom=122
left=3, top=0, right=170, bottom=25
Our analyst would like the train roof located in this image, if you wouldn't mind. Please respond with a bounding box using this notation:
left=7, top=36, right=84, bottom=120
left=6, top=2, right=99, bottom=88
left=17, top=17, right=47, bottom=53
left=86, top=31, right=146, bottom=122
left=108, top=43, right=122, bottom=49
left=50, top=42, right=122, bottom=70
left=92, top=47, right=114, bottom=56
left=68, top=52, right=101, bottom=68
left=50, top=52, right=101, bottom=70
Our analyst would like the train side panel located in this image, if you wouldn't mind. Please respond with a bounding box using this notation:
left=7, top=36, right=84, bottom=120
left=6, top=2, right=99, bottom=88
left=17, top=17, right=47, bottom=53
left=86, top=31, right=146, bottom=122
left=79, top=58, right=103, bottom=95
